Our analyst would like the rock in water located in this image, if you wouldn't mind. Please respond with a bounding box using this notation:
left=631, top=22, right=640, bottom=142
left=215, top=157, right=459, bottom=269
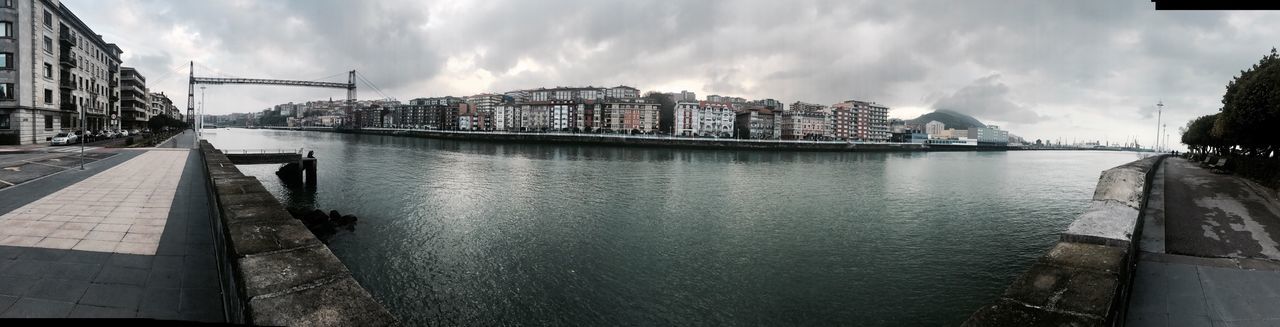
left=337, top=214, right=358, bottom=225
left=329, top=210, right=342, bottom=222
left=302, top=209, right=329, bottom=227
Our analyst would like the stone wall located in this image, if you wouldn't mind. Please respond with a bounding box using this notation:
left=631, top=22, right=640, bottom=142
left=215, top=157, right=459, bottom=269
left=199, top=140, right=398, bottom=326
left=964, top=155, right=1168, bottom=326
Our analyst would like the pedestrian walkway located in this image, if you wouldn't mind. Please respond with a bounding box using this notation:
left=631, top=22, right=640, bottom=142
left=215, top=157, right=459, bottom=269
left=1128, top=158, right=1280, bottom=326
left=0, top=131, right=226, bottom=320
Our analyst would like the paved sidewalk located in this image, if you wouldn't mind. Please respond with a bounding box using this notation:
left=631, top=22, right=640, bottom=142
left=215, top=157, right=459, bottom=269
left=0, top=132, right=226, bottom=320
left=1128, top=158, right=1280, bottom=326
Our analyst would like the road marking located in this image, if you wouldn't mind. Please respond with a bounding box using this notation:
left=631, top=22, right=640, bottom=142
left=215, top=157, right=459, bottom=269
left=0, top=179, right=12, bottom=186
left=47, top=147, right=99, bottom=153
left=2, top=167, right=18, bottom=172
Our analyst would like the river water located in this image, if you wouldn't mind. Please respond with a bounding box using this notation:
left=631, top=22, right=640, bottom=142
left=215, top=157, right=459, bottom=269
left=204, top=128, right=1147, bottom=326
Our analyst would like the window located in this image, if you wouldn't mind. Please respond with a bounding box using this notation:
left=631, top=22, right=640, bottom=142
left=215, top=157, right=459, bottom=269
left=44, top=89, right=52, bottom=104
left=43, top=11, right=51, bottom=29
left=44, top=115, right=53, bottom=130
left=0, top=21, right=10, bottom=38
left=43, top=36, right=51, bottom=53
left=0, top=113, right=9, bottom=129
left=0, top=52, right=9, bottom=69
left=1, top=0, right=12, bottom=9
left=0, top=83, right=11, bottom=100
left=43, top=63, right=52, bottom=78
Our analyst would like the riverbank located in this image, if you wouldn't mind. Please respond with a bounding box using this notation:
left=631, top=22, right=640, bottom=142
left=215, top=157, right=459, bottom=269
left=244, top=126, right=1108, bottom=152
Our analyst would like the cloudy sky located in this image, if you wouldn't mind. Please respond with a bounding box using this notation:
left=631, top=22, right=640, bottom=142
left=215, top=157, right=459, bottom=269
left=66, top=0, right=1279, bottom=148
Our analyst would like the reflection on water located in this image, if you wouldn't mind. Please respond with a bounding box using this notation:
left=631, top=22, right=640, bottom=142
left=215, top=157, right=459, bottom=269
left=207, top=129, right=1142, bottom=326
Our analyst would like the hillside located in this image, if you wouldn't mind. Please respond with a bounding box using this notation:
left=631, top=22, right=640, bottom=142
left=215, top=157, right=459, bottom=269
left=906, top=109, right=987, bottom=130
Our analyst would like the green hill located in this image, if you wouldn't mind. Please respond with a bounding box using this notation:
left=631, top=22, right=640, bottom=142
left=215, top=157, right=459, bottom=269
left=906, top=110, right=987, bottom=130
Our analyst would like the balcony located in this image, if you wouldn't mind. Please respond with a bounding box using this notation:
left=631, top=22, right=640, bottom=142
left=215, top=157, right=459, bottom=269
left=60, top=102, right=76, bottom=111
left=59, top=79, right=77, bottom=90
left=109, top=64, right=118, bottom=73
left=59, top=52, right=77, bottom=68
left=59, top=31, right=76, bottom=46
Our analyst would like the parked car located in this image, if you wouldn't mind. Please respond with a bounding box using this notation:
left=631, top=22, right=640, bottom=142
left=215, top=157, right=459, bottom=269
left=118, top=130, right=130, bottom=137
left=51, top=132, right=77, bottom=145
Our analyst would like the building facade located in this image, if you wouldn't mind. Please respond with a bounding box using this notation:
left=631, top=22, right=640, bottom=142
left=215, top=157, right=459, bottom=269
left=831, top=99, right=889, bottom=142
left=0, top=0, right=123, bottom=144
left=673, top=100, right=734, bottom=137
left=119, top=67, right=147, bottom=130
left=734, top=107, right=776, bottom=139
left=925, top=120, right=944, bottom=137
left=778, top=110, right=830, bottom=140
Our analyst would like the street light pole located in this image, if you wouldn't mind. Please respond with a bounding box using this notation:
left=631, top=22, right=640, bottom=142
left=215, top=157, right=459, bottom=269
left=199, top=86, right=206, bottom=139
left=79, top=99, right=85, bottom=170
left=1154, top=101, right=1163, bottom=153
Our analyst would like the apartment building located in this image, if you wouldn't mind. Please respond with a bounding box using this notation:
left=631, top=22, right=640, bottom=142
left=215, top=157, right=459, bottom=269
left=119, top=67, right=146, bottom=130
left=0, top=0, right=123, bottom=144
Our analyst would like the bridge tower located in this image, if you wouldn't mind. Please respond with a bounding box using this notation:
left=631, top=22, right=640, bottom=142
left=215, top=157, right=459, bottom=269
left=188, top=61, right=196, bottom=127
left=347, top=70, right=357, bottom=124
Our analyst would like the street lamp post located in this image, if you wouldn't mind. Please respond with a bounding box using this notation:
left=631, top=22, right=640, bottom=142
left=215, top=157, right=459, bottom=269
left=1154, top=101, right=1163, bottom=152
left=79, top=98, right=85, bottom=170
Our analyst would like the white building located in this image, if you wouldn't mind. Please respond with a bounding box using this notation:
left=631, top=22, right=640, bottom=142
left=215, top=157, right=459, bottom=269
left=925, top=120, right=944, bottom=137
left=674, top=101, right=735, bottom=137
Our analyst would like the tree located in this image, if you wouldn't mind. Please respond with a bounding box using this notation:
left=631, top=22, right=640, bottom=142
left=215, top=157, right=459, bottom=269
left=644, top=93, right=676, bottom=134
left=1214, top=47, right=1280, bottom=156
left=1181, top=114, right=1219, bottom=154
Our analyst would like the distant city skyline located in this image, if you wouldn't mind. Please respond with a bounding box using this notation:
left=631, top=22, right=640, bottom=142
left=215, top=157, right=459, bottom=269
left=64, top=0, right=1280, bottom=150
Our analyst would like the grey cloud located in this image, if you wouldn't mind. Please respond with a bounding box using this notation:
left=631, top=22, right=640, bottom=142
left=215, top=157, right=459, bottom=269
left=933, top=74, right=1044, bottom=124
left=62, top=0, right=1280, bottom=147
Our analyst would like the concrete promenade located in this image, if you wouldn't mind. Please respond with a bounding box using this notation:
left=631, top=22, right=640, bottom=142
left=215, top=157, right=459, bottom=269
left=0, top=131, right=228, bottom=320
left=1128, top=158, right=1280, bottom=326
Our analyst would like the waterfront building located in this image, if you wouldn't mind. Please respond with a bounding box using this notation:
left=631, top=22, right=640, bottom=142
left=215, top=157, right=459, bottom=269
left=706, top=94, right=747, bottom=104
left=601, top=98, right=659, bottom=134
left=673, top=100, right=734, bottom=137
left=967, top=125, right=1009, bottom=146
left=518, top=102, right=550, bottom=132
left=494, top=104, right=517, bottom=131
left=777, top=110, right=830, bottom=140
left=924, top=137, right=978, bottom=146
left=149, top=92, right=173, bottom=123
left=890, top=129, right=928, bottom=143
left=0, top=1, right=124, bottom=144
left=925, top=120, right=944, bottom=137
left=830, top=99, right=890, bottom=142
left=790, top=101, right=826, bottom=113
left=521, top=85, right=640, bottom=102
left=829, top=105, right=853, bottom=140
left=465, top=93, right=507, bottom=130
left=889, top=118, right=906, bottom=133
left=734, top=107, right=776, bottom=139
left=664, top=90, right=696, bottom=102
left=120, top=67, right=148, bottom=130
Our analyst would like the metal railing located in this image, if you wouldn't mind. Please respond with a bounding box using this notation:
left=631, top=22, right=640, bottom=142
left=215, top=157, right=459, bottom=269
left=220, top=148, right=304, bottom=154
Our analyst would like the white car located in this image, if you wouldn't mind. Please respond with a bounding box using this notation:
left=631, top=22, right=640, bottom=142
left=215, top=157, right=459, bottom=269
left=51, top=132, right=78, bottom=145
left=118, top=130, right=130, bottom=137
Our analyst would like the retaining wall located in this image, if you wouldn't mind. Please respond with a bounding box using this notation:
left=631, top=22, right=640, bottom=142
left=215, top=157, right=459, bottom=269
left=963, top=155, right=1168, bottom=326
left=199, top=140, right=398, bottom=326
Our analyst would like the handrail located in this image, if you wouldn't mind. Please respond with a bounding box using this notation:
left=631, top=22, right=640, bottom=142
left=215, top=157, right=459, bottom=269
left=220, top=148, right=303, bottom=154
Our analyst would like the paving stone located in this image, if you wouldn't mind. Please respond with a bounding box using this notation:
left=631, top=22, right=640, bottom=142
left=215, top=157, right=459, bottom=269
left=23, top=278, right=91, bottom=302
left=108, top=253, right=154, bottom=269
left=0, top=297, right=74, bottom=318
left=68, top=304, right=136, bottom=318
left=0, top=275, right=37, bottom=296
left=46, top=262, right=103, bottom=281
left=79, top=284, right=143, bottom=310
left=93, top=266, right=149, bottom=286
left=138, top=287, right=180, bottom=314
left=146, top=267, right=183, bottom=289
